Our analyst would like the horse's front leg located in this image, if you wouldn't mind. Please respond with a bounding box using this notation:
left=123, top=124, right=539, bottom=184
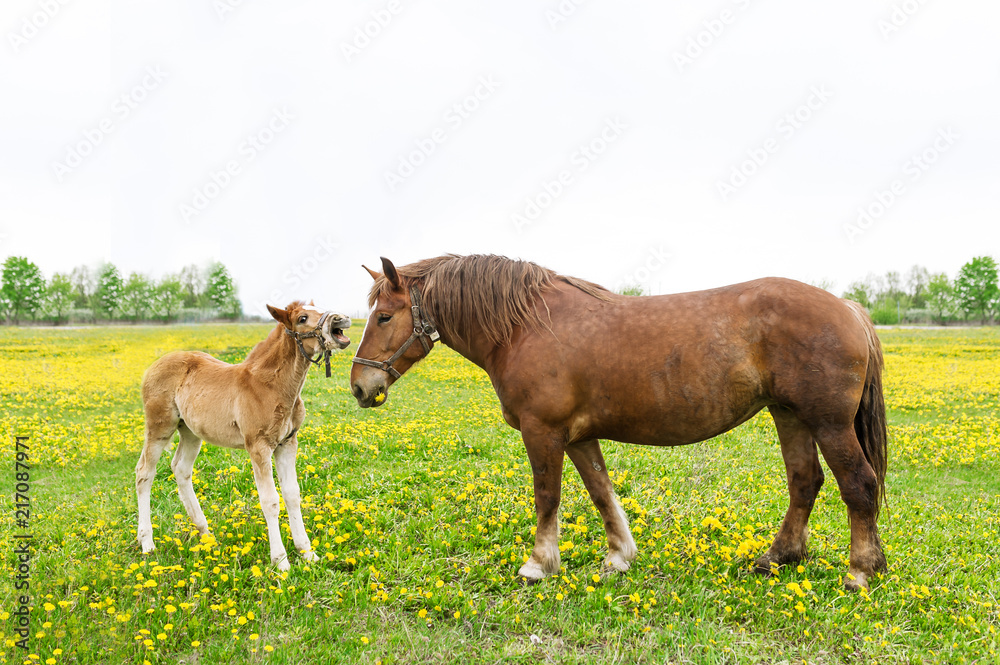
left=246, top=439, right=289, bottom=571
left=274, top=436, right=317, bottom=562
left=517, top=421, right=565, bottom=581
left=566, top=439, right=637, bottom=573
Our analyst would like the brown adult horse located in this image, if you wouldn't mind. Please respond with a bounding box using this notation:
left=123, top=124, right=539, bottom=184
left=350, top=255, right=887, bottom=590
left=137, top=302, right=352, bottom=570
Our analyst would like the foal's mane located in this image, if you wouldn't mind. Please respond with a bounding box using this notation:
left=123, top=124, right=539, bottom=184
left=368, top=254, right=611, bottom=347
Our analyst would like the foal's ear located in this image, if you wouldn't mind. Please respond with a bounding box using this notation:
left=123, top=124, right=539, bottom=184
left=362, top=265, right=380, bottom=281
left=380, top=256, right=399, bottom=288
left=266, top=304, right=291, bottom=328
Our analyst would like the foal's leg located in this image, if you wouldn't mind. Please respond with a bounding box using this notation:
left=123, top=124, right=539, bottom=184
left=565, top=439, right=637, bottom=573
left=814, top=424, right=886, bottom=591
left=274, top=436, right=317, bottom=562
left=136, top=413, right=177, bottom=554
left=754, top=406, right=825, bottom=574
left=171, top=424, right=211, bottom=538
left=518, top=421, right=565, bottom=581
left=246, top=439, right=290, bottom=571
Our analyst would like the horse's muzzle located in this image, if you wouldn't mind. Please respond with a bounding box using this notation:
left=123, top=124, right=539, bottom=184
left=352, top=382, right=387, bottom=408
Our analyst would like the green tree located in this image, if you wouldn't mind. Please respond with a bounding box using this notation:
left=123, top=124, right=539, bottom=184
left=954, top=256, right=999, bottom=324
left=121, top=272, right=154, bottom=322
left=179, top=264, right=205, bottom=308
left=883, top=270, right=904, bottom=301
left=925, top=272, right=954, bottom=324
left=69, top=265, right=95, bottom=308
left=46, top=273, right=75, bottom=324
left=842, top=280, right=873, bottom=309
left=94, top=263, right=124, bottom=320
left=617, top=284, right=645, bottom=296
left=906, top=265, right=930, bottom=308
left=205, top=262, right=241, bottom=318
left=1, top=256, right=46, bottom=324
left=155, top=274, right=186, bottom=322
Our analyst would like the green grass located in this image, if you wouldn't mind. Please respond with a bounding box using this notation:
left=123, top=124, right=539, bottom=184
left=1, top=325, right=998, bottom=664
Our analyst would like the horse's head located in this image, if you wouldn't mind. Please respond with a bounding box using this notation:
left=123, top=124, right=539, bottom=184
left=267, top=301, right=352, bottom=356
left=350, top=257, right=438, bottom=408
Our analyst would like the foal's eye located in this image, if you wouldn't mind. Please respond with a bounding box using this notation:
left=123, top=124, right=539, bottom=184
left=377, top=313, right=392, bottom=324
left=298, top=315, right=308, bottom=324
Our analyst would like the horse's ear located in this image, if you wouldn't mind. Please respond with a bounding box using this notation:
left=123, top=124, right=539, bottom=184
left=267, top=304, right=291, bottom=328
left=308, top=299, right=315, bottom=306
left=380, top=257, right=399, bottom=288
left=362, top=265, right=380, bottom=281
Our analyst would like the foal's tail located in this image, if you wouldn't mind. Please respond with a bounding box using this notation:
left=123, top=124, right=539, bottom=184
left=845, top=301, right=888, bottom=517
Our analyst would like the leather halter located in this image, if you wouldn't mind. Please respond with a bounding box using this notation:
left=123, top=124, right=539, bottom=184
left=286, top=311, right=334, bottom=378
left=352, top=286, right=439, bottom=380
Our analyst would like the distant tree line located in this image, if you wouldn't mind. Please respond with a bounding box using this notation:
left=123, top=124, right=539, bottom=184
left=842, top=256, right=999, bottom=325
left=0, top=257, right=242, bottom=325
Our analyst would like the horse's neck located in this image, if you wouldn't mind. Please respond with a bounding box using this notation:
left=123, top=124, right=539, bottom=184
left=244, top=325, right=310, bottom=399
left=437, top=322, right=498, bottom=373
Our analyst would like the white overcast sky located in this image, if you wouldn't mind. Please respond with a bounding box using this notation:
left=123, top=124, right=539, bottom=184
left=2, top=0, right=999, bottom=317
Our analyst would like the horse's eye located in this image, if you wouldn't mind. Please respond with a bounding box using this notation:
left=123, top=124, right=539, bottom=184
left=298, top=315, right=308, bottom=324
left=377, top=313, right=392, bottom=324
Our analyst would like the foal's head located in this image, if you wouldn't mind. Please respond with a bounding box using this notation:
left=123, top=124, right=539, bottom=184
left=266, top=301, right=352, bottom=356
left=350, top=257, right=436, bottom=408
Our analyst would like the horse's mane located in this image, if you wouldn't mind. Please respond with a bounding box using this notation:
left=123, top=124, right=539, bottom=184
left=367, top=254, right=611, bottom=347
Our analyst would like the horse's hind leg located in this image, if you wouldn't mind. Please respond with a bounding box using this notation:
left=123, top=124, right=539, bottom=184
left=136, top=407, right=177, bottom=553
left=814, top=424, right=886, bottom=591
left=755, top=406, right=825, bottom=575
left=274, top=435, right=317, bottom=562
left=566, top=439, right=637, bottom=574
left=171, top=424, right=211, bottom=538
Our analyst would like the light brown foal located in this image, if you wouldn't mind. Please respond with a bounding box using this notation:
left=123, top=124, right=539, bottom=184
left=136, top=302, right=351, bottom=570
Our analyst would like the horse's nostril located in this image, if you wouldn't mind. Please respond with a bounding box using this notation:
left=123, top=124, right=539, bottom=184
left=352, top=384, right=363, bottom=399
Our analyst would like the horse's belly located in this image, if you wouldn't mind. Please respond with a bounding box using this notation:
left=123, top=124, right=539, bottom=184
left=175, top=397, right=244, bottom=448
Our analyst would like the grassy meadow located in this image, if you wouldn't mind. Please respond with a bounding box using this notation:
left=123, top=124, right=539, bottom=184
left=0, top=323, right=998, bottom=664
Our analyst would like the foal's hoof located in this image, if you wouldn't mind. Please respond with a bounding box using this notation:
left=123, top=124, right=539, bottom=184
left=300, top=550, right=319, bottom=563
left=273, top=556, right=291, bottom=572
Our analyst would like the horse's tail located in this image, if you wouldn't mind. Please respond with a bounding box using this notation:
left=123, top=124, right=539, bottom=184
left=845, top=300, right=888, bottom=517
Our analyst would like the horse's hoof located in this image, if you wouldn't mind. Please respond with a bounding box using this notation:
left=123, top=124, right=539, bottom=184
left=753, top=557, right=777, bottom=576
left=301, top=550, right=319, bottom=563
left=274, top=556, right=291, bottom=572
left=603, top=553, right=632, bottom=574
left=844, top=571, right=869, bottom=592
left=518, top=561, right=551, bottom=582
left=139, top=539, right=155, bottom=554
